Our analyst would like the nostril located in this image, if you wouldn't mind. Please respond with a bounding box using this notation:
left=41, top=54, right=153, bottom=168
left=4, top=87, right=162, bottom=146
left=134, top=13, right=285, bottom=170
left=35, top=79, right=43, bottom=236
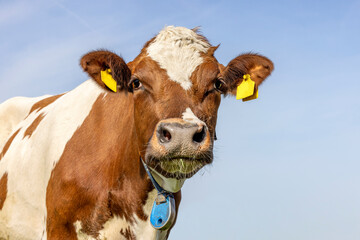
left=162, top=129, right=171, bottom=142
left=193, top=126, right=206, bottom=143
left=158, top=124, right=172, bottom=144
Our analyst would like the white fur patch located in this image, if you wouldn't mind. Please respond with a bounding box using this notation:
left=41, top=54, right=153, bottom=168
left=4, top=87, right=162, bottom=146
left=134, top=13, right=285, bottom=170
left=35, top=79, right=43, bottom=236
left=74, top=216, right=130, bottom=240
left=0, top=80, right=106, bottom=239
left=146, top=26, right=210, bottom=90
left=74, top=221, right=96, bottom=240
left=131, top=189, right=158, bottom=240
left=74, top=189, right=159, bottom=240
left=182, top=107, right=204, bottom=125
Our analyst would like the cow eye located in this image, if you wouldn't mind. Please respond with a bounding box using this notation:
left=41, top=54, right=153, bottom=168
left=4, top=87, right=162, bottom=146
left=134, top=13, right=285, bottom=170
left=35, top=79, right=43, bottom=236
left=130, top=79, right=142, bottom=90
left=214, top=79, right=226, bottom=92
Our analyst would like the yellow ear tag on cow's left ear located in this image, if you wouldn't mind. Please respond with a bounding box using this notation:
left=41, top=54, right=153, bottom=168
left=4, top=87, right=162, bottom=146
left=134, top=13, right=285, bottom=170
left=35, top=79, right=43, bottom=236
left=100, top=69, right=117, bottom=92
left=236, top=74, right=258, bottom=101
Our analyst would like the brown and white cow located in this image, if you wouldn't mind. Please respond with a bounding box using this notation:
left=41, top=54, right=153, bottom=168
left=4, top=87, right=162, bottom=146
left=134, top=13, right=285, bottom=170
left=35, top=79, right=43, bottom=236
left=0, top=26, right=273, bottom=240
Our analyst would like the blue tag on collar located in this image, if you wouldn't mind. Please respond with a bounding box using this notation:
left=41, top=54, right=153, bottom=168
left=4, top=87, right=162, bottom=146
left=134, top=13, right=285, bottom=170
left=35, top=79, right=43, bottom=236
left=150, top=193, right=176, bottom=230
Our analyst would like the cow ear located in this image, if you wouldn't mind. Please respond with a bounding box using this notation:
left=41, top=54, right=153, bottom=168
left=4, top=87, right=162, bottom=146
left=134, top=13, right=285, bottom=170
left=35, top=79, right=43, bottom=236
left=221, top=53, right=274, bottom=96
left=80, top=50, right=131, bottom=92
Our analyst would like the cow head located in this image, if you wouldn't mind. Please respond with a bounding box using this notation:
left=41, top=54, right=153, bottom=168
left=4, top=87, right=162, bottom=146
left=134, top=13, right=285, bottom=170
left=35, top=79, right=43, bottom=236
left=80, top=26, right=273, bottom=192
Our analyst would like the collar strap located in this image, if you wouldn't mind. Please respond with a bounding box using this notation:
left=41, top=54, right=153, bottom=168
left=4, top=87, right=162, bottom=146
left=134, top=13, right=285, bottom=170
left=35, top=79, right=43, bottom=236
left=141, top=158, right=174, bottom=197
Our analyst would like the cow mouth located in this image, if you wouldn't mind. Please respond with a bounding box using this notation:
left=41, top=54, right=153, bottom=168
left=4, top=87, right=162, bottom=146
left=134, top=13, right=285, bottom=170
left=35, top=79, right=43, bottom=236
left=147, top=156, right=211, bottom=179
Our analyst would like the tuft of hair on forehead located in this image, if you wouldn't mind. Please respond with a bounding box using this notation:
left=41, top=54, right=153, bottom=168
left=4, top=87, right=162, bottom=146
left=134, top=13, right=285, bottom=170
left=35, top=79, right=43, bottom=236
left=146, top=26, right=212, bottom=90
left=191, top=26, right=210, bottom=44
left=154, top=26, right=210, bottom=50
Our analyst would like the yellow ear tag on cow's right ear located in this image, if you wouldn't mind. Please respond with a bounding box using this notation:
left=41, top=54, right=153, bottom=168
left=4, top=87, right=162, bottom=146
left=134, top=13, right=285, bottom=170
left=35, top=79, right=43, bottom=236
left=100, top=69, right=117, bottom=92
left=236, top=74, right=257, bottom=101
left=242, top=88, right=258, bottom=101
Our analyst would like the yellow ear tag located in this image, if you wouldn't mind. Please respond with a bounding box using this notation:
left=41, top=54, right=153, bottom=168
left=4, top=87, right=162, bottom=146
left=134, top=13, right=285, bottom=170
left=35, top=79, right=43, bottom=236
left=236, top=74, right=258, bottom=101
left=243, top=88, right=258, bottom=101
left=100, top=69, right=117, bottom=92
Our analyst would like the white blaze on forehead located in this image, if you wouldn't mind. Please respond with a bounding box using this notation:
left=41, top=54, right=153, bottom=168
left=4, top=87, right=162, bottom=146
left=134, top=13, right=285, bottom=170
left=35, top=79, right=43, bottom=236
left=146, top=26, right=211, bottom=90
left=182, top=107, right=205, bottom=125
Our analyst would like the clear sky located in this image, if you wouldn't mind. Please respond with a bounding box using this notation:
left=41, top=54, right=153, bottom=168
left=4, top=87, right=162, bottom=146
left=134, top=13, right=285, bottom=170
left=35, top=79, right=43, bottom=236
left=1, top=0, right=360, bottom=239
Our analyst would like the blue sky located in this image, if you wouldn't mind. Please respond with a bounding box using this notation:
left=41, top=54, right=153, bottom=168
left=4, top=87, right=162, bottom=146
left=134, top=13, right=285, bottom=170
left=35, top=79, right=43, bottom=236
left=1, top=0, right=360, bottom=239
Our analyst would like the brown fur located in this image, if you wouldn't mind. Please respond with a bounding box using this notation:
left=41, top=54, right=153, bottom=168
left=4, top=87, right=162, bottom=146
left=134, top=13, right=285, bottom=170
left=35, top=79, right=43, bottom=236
left=29, top=94, right=64, bottom=115
left=46, top=93, right=152, bottom=239
left=23, top=113, right=45, bottom=139
left=0, top=173, right=8, bottom=210
left=0, top=129, right=20, bottom=161
left=41, top=30, right=273, bottom=239
left=120, top=226, right=136, bottom=240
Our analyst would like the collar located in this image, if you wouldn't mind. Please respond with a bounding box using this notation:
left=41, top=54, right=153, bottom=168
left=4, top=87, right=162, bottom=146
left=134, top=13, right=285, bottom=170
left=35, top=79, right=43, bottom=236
left=141, top=158, right=177, bottom=230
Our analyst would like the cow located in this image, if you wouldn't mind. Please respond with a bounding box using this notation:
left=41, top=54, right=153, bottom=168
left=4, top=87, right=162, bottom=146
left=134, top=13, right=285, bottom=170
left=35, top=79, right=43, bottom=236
left=0, top=26, right=273, bottom=240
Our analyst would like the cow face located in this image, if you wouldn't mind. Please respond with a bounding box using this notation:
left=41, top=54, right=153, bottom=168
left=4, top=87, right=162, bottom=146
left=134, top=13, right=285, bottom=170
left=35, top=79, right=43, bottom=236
left=80, top=26, right=273, bottom=190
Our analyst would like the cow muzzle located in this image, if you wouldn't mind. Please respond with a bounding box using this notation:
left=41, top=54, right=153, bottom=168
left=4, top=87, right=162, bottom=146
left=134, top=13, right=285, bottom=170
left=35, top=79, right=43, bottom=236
left=145, top=118, right=213, bottom=179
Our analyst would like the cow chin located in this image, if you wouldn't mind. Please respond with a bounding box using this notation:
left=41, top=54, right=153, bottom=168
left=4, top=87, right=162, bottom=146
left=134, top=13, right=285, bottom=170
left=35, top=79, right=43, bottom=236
left=145, top=151, right=213, bottom=180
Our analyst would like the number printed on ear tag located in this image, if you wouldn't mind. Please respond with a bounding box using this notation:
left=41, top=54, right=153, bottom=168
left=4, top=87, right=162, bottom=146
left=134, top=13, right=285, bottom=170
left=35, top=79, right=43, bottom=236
left=150, top=194, right=176, bottom=230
